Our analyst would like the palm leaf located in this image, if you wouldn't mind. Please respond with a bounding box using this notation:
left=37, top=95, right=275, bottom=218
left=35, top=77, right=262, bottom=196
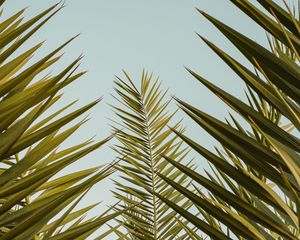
left=155, top=1, right=300, bottom=239
left=110, top=71, right=197, bottom=239
left=0, top=3, right=118, bottom=239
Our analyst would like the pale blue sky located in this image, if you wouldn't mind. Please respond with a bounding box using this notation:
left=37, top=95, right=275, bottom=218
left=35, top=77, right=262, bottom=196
left=3, top=0, right=288, bottom=238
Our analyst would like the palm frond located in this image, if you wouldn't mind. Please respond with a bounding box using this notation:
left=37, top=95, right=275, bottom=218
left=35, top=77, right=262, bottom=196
left=111, top=71, right=197, bottom=239
left=0, top=3, right=119, bottom=239
left=155, top=1, right=300, bottom=239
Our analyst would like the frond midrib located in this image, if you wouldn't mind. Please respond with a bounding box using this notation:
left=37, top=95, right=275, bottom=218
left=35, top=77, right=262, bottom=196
left=140, top=96, right=159, bottom=240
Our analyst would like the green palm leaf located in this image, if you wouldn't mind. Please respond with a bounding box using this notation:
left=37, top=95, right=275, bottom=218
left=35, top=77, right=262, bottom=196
left=155, top=1, right=300, bottom=239
left=0, top=3, right=119, bottom=239
left=111, top=71, right=196, bottom=239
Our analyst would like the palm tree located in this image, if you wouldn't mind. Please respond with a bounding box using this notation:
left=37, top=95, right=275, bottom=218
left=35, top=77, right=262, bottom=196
left=110, top=71, right=197, bottom=239
left=153, top=0, right=300, bottom=239
left=0, top=2, right=121, bottom=239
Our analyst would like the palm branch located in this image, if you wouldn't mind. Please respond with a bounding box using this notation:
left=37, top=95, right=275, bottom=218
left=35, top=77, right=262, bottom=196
left=110, top=71, right=196, bottom=239
left=155, top=1, right=300, bottom=240
left=0, top=2, right=121, bottom=239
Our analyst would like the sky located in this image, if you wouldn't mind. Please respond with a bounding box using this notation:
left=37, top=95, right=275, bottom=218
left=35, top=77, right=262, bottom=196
left=3, top=0, right=290, bottom=238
